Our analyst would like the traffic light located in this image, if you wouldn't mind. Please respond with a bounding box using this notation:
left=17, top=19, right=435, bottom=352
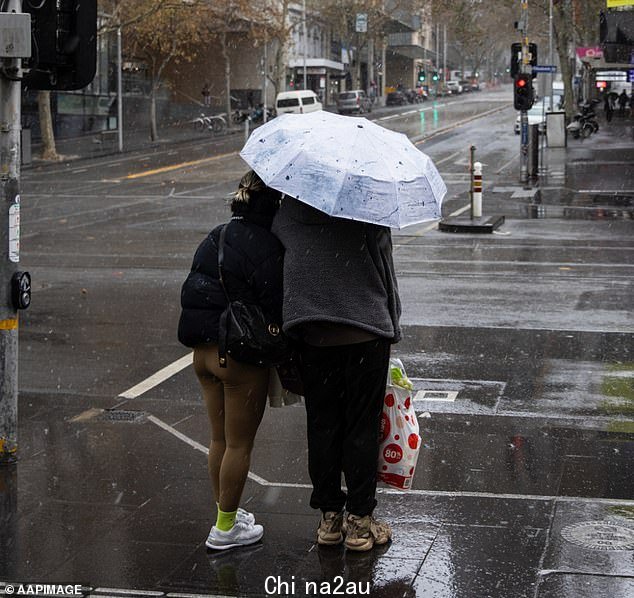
left=513, top=74, right=534, bottom=110
left=418, top=69, right=426, bottom=82
left=510, top=42, right=537, bottom=78
left=431, top=71, right=439, bottom=82
left=23, top=0, right=97, bottom=91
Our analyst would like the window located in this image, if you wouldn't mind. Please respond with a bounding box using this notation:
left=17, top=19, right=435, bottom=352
left=277, top=98, right=300, bottom=107
left=303, top=96, right=315, bottom=105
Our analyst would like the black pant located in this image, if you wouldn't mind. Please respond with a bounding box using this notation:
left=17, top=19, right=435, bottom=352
left=299, top=339, right=391, bottom=517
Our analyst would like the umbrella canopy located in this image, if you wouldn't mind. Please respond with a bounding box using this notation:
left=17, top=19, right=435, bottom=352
left=239, top=111, right=447, bottom=229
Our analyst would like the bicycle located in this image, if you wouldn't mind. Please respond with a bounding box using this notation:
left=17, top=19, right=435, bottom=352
left=191, top=113, right=227, bottom=135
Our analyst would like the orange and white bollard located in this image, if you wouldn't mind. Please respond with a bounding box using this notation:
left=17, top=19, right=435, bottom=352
left=472, top=161, right=483, bottom=218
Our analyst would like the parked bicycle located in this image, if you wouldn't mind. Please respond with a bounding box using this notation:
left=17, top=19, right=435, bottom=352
left=191, top=113, right=227, bottom=135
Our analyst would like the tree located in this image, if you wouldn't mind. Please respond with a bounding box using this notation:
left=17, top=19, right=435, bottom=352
left=119, top=1, right=206, bottom=141
left=37, top=92, right=60, bottom=161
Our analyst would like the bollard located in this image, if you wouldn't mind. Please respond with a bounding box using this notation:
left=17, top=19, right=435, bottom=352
left=472, top=161, right=483, bottom=218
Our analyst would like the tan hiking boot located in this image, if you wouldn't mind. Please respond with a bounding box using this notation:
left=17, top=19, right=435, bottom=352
left=317, top=511, right=345, bottom=545
left=344, top=513, right=392, bottom=552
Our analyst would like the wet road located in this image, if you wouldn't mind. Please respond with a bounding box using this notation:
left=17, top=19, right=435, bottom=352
left=2, top=88, right=633, bottom=597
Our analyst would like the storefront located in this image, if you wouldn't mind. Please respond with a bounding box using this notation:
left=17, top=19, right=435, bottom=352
left=288, top=58, right=345, bottom=107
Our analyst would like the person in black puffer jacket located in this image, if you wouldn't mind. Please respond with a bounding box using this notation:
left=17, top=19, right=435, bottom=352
left=178, top=170, right=283, bottom=551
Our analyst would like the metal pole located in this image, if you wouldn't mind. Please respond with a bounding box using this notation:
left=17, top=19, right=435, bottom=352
left=263, top=31, right=268, bottom=123
left=0, top=0, right=23, bottom=464
left=519, top=0, right=529, bottom=185
left=381, top=39, right=387, bottom=106
left=469, top=145, right=475, bottom=219
left=117, top=26, right=123, bottom=153
left=434, top=23, right=440, bottom=98
left=302, top=0, right=307, bottom=90
left=549, top=0, right=553, bottom=112
left=443, top=24, right=447, bottom=86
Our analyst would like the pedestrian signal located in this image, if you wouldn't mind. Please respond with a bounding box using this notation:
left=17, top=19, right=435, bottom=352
left=23, top=0, right=97, bottom=90
left=513, top=74, right=534, bottom=110
left=418, top=69, right=426, bottom=82
left=432, top=72, right=439, bottom=81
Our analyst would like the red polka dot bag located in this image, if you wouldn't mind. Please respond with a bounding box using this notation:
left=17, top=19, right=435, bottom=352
left=378, top=358, right=422, bottom=490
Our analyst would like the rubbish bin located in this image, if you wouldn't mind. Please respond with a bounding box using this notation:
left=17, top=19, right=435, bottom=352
left=546, top=111, right=566, bottom=148
left=527, top=124, right=539, bottom=179
left=21, top=127, right=31, bottom=166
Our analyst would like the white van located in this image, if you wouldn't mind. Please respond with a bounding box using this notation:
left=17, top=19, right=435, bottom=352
left=275, top=90, right=323, bottom=115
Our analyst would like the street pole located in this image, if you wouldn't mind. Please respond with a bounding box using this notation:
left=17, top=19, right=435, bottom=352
left=302, top=0, right=307, bottom=90
left=519, top=0, right=529, bottom=185
left=434, top=23, right=440, bottom=99
left=549, top=0, right=553, bottom=112
left=263, top=31, right=268, bottom=124
left=117, top=26, right=123, bottom=153
left=0, top=0, right=23, bottom=464
left=443, top=24, right=447, bottom=87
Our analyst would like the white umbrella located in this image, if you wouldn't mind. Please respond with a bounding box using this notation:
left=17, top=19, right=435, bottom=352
left=239, top=111, right=446, bottom=229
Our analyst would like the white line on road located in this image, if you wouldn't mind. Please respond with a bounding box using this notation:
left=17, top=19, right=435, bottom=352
left=145, top=414, right=634, bottom=507
left=118, top=353, right=193, bottom=398
left=496, top=154, right=519, bottom=174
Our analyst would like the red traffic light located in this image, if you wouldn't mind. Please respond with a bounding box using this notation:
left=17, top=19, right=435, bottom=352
left=516, top=78, right=527, bottom=88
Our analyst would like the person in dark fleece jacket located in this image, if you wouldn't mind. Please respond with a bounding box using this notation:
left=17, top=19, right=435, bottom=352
left=272, top=196, right=401, bottom=552
left=178, top=170, right=283, bottom=551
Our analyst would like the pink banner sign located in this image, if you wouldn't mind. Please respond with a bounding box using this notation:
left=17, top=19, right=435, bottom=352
left=577, top=47, right=604, bottom=59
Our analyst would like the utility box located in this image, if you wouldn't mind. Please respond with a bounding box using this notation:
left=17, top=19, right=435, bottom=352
left=546, top=111, right=566, bottom=148
left=0, top=13, right=31, bottom=58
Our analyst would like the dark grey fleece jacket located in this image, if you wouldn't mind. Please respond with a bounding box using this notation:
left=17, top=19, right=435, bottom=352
left=271, top=197, right=401, bottom=343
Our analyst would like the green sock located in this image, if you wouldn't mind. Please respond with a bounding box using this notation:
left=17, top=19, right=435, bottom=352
left=216, top=507, right=237, bottom=532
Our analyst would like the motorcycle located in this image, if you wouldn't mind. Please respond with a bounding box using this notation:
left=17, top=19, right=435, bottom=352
left=566, top=100, right=600, bottom=139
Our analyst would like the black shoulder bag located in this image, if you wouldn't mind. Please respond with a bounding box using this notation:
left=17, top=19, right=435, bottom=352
left=217, top=224, right=291, bottom=368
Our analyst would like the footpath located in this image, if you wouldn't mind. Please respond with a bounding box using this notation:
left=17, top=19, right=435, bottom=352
left=1, top=111, right=633, bottom=598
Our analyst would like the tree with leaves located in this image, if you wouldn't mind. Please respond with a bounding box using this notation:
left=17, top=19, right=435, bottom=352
left=117, top=0, right=206, bottom=141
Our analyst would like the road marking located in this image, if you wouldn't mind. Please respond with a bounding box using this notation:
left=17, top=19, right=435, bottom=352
left=144, top=414, right=634, bottom=506
left=124, top=152, right=237, bottom=180
left=118, top=353, right=193, bottom=398
left=578, top=189, right=634, bottom=194
left=414, top=104, right=511, bottom=145
left=415, top=390, right=459, bottom=402
left=0, top=319, right=18, bottom=330
left=496, top=154, right=519, bottom=174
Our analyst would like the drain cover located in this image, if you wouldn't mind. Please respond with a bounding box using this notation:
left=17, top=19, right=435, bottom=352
left=561, top=521, right=634, bottom=551
left=98, top=409, right=148, bottom=423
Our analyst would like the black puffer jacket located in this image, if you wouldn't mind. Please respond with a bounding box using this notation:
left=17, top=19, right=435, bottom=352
left=178, top=214, right=284, bottom=348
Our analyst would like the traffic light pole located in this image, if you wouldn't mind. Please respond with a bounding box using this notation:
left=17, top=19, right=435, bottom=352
left=0, top=0, right=23, bottom=464
left=519, top=0, right=529, bottom=185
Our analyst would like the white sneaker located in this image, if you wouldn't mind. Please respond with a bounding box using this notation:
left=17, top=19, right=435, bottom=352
left=236, top=507, right=255, bottom=525
left=205, top=519, right=264, bottom=550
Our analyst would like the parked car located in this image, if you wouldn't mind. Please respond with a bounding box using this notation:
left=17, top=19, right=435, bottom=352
left=336, top=90, right=372, bottom=114
left=275, top=90, right=323, bottom=115
left=459, top=80, right=472, bottom=93
left=446, top=80, right=463, bottom=94
left=386, top=91, right=407, bottom=106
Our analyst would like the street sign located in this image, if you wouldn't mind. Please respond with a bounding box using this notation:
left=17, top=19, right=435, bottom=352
left=532, top=65, right=557, bottom=74
left=629, top=69, right=634, bottom=83
left=355, top=13, right=367, bottom=33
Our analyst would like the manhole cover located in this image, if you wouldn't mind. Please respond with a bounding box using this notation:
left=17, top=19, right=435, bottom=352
left=561, top=521, right=634, bottom=551
left=98, top=409, right=147, bottom=423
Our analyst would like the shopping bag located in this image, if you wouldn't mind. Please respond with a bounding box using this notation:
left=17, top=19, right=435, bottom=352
left=377, top=358, right=421, bottom=490
left=268, top=367, right=303, bottom=408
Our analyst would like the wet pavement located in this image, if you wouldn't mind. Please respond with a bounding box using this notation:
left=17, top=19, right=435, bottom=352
left=1, top=94, right=633, bottom=597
